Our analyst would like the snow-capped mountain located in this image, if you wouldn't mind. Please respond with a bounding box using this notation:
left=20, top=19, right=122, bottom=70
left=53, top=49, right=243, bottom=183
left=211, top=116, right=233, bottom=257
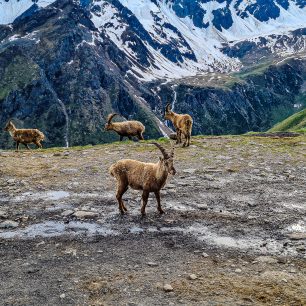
left=0, top=0, right=306, bottom=148
left=0, top=0, right=305, bottom=80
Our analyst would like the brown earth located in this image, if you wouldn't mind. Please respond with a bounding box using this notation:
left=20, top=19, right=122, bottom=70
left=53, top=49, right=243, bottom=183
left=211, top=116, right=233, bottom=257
left=0, top=135, right=305, bottom=305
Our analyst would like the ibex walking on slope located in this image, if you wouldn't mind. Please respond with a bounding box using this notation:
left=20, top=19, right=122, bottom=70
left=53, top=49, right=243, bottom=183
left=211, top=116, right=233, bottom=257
left=109, top=142, right=176, bottom=216
left=4, top=120, right=45, bottom=151
left=164, top=103, right=193, bottom=147
left=105, top=113, right=145, bottom=141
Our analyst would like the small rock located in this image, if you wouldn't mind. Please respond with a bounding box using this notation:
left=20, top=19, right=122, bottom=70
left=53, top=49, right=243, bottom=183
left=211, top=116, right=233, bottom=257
left=60, top=293, right=66, bottom=299
left=255, top=256, right=278, bottom=264
left=198, top=204, right=208, bottom=210
left=287, top=233, right=306, bottom=240
left=282, top=278, right=288, bottom=283
left=189, top=274, right=197, bottom=280
left=64, top=152, right=70, bottom=156
left=61, top=210, right=74, bottom=217
left=73, top=211, right=98, bottom=219
left=296, top=245, right=306, bottom=252
left=163, top=284, right=173, bottom=292
left=147, top=262, right=158, bottom=267
left=53, top=153, right=62, bottom=156
left=7, top=179, right=16, bottom=184
left=235, top=269, right=242, bottom=273
left=0, top=210, right=8, bottom=219
left=182, top=168, right=196, bottom=174
left=289, top=269, right=296, bottom=274
left=169, top=133, right=177, bottom=140
left=0, top=220, right=19, bottom=228
left=202, top=252, right=209, bottom=257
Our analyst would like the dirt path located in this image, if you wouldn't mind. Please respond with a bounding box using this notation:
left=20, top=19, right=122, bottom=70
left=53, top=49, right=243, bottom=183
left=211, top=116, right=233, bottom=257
left=0, top=136, right=306, bottom=305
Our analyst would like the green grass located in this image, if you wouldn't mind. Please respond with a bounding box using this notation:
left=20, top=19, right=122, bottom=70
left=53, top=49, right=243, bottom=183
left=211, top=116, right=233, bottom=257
left=268, top=108, right=306, bottom=133
left=232, top=62, right=271, bottom=79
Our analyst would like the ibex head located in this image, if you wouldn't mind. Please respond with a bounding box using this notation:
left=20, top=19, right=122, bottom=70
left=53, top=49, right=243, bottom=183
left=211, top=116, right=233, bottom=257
left=4, top=119, right=14, bottom=132
left=152, top=142, right=176, bottom=175
left=105, top=113, right=118, bottom=131
left=164, top=103, right=173, bottom=120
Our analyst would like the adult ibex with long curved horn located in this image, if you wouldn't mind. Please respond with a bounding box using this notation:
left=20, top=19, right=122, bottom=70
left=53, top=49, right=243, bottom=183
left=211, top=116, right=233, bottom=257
left=105, top=113, right=145, bottom=141
left=164, top=103, right=193, bottom=147
left=109, top=142, right=176, bottom=216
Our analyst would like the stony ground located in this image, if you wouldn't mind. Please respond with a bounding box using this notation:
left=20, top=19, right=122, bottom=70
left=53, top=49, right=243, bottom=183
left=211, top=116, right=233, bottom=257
left=0, top=135, right=306, bottom=306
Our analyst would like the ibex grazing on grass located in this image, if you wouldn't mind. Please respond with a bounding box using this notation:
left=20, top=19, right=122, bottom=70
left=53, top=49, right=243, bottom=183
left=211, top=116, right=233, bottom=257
left=4, top=120, right=45, bottom=151
left=164, top=103, right=193, bottom=147
left=105, top=113, right=145, bottom=141
left=109, top=142, right=176, bottom=216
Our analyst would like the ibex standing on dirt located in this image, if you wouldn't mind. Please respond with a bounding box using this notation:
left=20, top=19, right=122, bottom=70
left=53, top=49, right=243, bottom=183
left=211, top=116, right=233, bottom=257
left=109, top=142, right=176, bottom=216
left=4, top=120, right=45, bottom=151
left=164, top=103, right=193, bottom=147
left=105, top=113, right=145, bottom=141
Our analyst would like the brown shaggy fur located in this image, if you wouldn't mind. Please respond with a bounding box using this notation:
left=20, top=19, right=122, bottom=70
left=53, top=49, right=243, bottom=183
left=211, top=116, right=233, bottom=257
left=105, top=113, right=145, bottom=141
left=164, top=104, right=193, bottom=147
left=109, top=142, right=176, bottom=215
left=4, top=120, right=45, bottom=151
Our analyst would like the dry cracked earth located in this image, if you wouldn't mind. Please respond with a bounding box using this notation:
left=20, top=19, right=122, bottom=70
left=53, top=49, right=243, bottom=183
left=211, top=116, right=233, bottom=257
left=0, top=135, right=306, bottom=306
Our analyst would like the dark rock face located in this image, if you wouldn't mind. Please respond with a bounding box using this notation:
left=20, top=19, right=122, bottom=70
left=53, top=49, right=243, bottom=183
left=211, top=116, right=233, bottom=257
left=0, top=0, right=161, bottom=148
left=151, top=59, right=306, bottom=135
left=0, top=0, right=306, bottom=149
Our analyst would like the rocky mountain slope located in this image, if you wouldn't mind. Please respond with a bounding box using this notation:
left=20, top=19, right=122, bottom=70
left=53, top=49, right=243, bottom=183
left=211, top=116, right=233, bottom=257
left=0, top=0, right=305, bottom=148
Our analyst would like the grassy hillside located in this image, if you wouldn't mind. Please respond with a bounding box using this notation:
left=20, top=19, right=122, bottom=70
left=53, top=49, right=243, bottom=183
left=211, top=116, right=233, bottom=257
left=269, top=108, right=306, bottom=133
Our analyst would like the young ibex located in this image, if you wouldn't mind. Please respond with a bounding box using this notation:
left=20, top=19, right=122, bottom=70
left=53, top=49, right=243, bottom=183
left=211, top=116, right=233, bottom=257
left=4, top=120, right=45, bottom=151
left=105, top=113, right=145, bottom=141
left=164, top=103, right=193, bottom=147
left=109, top=142, right=176, bottom=216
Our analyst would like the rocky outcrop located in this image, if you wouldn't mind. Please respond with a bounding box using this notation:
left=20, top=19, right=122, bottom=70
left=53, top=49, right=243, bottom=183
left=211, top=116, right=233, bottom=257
left=0, top=0, right=161, bottom=148
left=151, top=59, right=306, bottom=135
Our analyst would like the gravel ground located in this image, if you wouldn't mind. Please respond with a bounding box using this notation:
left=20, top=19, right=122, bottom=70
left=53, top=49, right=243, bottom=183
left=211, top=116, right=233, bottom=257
left=0, top=135, right=305, bottom=305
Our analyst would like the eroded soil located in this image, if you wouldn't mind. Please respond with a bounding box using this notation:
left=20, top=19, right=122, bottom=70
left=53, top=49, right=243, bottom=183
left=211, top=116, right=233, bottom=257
left=0, top=136, right=306, bottom=305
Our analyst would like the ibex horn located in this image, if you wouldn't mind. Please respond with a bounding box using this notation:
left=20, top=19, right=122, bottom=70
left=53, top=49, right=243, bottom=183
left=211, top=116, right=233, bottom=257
left=151, top=142, right=170, bottom=159
left=165, top=103, right=171, bottom=112
left=107, top=113, right=118, bottom=124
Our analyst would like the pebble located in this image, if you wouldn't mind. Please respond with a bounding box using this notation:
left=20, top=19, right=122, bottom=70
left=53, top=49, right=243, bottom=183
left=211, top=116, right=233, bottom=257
left=0, top=210, right=8, bottom=219
left=163, top=284, right=173, bottom=292
left=255, top=256, right=278, bottom=264
left=60, top=293, right=66, bottom=299
left=73, top=211, right=98, bottom=219
left=189, top=274, right=197, bottom=280
left=287, top=233, right=306, bottom=240
left=235, top=269, right=242, bottom=273
left=61, top=210, right=74, bottom=217
left=0, top=220, right=19, bottom=228
left=182, top=169, right=196, bottom=174
left=6, top=179, right=16, bottom=184
left=202, top=252, right=209, bottom=257
left=147, top=262, right=158, bottom=267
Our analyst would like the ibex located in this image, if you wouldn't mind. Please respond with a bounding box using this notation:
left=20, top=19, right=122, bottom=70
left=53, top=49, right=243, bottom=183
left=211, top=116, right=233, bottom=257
left=4, top=120, right=45, bottom=151
left=109, top=142, right=176, bottom=216
left=105, top=113, right=145, bottom=141
left=164, top=103, right=193, bottom=147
